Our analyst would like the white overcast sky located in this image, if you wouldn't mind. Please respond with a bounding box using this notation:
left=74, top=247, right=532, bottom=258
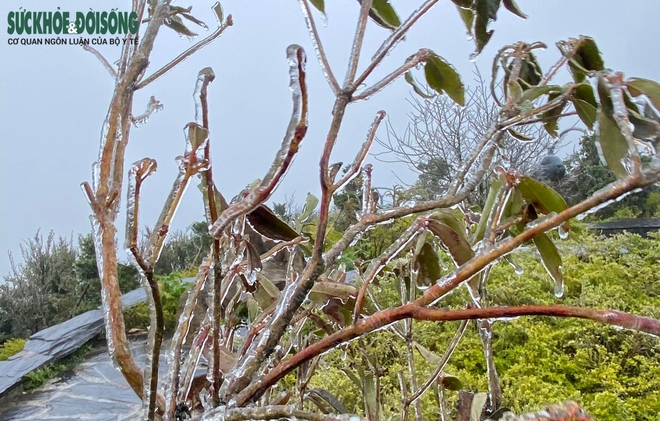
left=1, top=0, right=659, bottom=276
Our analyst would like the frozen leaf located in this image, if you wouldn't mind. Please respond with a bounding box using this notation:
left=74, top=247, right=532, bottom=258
left=296, top=192, right=319, bottom=231
left=309, top=0, right=325, bottom=14
left=247, top=205, right=299, bottom=241
left=518, top=54, right=543, bottom=89
left=440, top=373, right=463, bottom=391
left=627, top=77, right=660, bottom=111
left=570, top=83, right=598, bottom=129
left=424, top=55, right=466, bottom=106
left=306, top=389, right=347, bottom=414
left=244, top=240, right=263, bottom=274
left=597, top=110, right=630, bottom=179
left=413, top=341, right=441, bottom=364
left=521, top=85, right=562, bottom=103
left=360, top=0, right=401, bottom=30
left=629, top=107, right=660, bottom=139
left=518, top=176, right=569, bottom=232
left=426, top=211, right=474, bottom=265
left=473, top=175, right=504, bottom=243
left=508, top=80, right=523, bottom=103
left=451, top=0, right=473, bottom=7
left=532, top=232, right=564, bottom=297
left=358, top=366, right=379, bottom=421
left=310, top=281, right=358, bottom=302
left=474, top=0, right=494, bottom=55
left=413, top=239, right=442, bottom=287
left=165, top=15, right=198, bottom=37
left=212, top=2, right=223, bottom=23
left=471, top=392, right=488, bottom=421
left=503, top=0, right=527, bottom=18
left=405, top=71, right=435, bottom=99
left=455, top=5, right=474, bottom=38
left=181, top=13, right=208, bottom=29
left=568, top=36, right=604, bottom=82
left=253, top=273, right=280, bottom=309
left=541, top=92, right=566, bottom=138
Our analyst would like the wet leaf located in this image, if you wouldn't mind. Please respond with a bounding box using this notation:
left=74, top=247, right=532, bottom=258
left=212, top=2, right=223, bottom=22
left=424, top=55, right=466, bottom=106
left=471, top=392, right=488, bottom=421
left=165, top=15, right=198, bottom=37
left=426, top=211, right=474, bottom=265
left=502, top=0, right=526, bottom=18
left=247, top=205, right=299, bottom=241
left=181, top=13, right=207, bottom=29
left=253, top=273, right=280, bottom=309
left=627, top=77, right=660, bottom=111
left=532, top=232, right=564, bottom=297
left=597, top=110, right=630, bottom=179
left=629, top=107, right=660, bottom=139
left=440, top=373, right=463, bottom=391
left=309, top=0, right=325, bottom=14
left=413, top=236, right=442, bottom=287
left=187, top=123, right=209, bottom=151
left=244, top=240, right=263, bottom=274
left=597, top=76, right=614, bottom=117
left=362, top=0, right=401, bottom=30
left=405, top=71, right=435, bottom=99
left=541, top=92, right=566, bottom=138
left=474, top=0, right=494, bottom=55
left=568, top=37, right=604, bottom=82
left=518, top=176, right=569, bottom=232
left=518, top=54, right=543, bottom=89
left=570, top=83, right=598, bottom=129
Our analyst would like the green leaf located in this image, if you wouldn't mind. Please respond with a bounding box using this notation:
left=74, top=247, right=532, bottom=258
left=424, top=55, right=466, bottom=106
left=253, top=273, right=280, bottom=309
left=474, top=0, right=494, bottom=55
left=508, top=80, right=523, bottom=103
left=597, top=76, right=614, bottom=117
left=471, top=392, right=488, bottom=421
left=186, top=123, right=209, bottom=151
left=363, top=0, right=401, bottom=30
left=309, top=0, right=325, bottom=14
left=413, top=341, right=442, bottom=364
left=627, top=77, right=660, bottom=111
left=212, top=2, right=224, bottom=22
left=568, top=36, right=604, bottom=82
left=517, top=176, right=569, bottom=232
left=247, top=205, right=299, bottom=241
left=532, top=232, right=564, bottom=297
left=426, top=211, right=474, bottom=266
left=296, top=192, right=319, bottom=231
left=571, top=83, right=598, bottom=129
left=541, top=92, right=566, bottom=138
left=451, top=0, right=473, bottom=7
left=413, top=235, right=442, bottom=287
left=518, top=54, right=543, bottom=89
left=502, top=0, right=526, bottom=18
left=597, top=110, right=630, bottom=179
left=455, top=5, right=474, bottom=39
left=165, top=15, right=198, bottom=37
left=473, top=175, right=504, bottom=243
left=440, top=373, right=463, bottom=391
left=358, top=366, right=379, bottom=421
left=520, top=85, right=562, bottom=103
left=405, top=71, right=435, bottom=99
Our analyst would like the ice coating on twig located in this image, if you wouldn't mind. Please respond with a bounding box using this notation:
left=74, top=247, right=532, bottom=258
left=125, top=158, right=158, bottom=253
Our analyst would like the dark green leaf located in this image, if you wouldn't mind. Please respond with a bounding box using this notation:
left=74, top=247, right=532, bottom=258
left=474, top=0, right=494, bottom=55
left=597, top=111, right=630, bottom=179
left=363, top=0, right=401, bottom=30
left=424, top=55, right=466, bottom=106
left=627, top=77, right=660, bottom=111
left=502, top=0, right=526, bottom=18
left=473, top=175, right=504, bottom=243
left=541, top=92, right=566, bottom=138
left=597, top=76, right=614, bottom=117
left=518, top=54, right=543, bottom=88
left=212, top=2, right=223, bottom=22
left=489, top=407, right=513, bottom=420
left=405, top=71, right=435, bottom=99
left=518, top=176, right=569, bottom=232
left=532, top=232, right=564, bottom=297
left=572, top=99, right=598, bottom=129
left=568, top=36, right=604, bottom=82
left=247, top=205, right=299, bottom=241
left=455, top=5, right=474, bottom=38
left=521, top=85, right=562, bottom=103
left=440, top=373, right=463, bottom=391
left=451, top=0, right=473, bottom=7
left=305, top=389, right=346, bottom=414
left=413, top=237, right=442, bottom=287
left=309, top=0, right=325, bottom=14
left=426, top=211, right=474, bottom=266
left=486, top=0, right=501, bottom=20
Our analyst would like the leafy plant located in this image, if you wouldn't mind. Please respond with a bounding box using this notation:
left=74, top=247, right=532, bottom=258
left=0, top=338, right=26, bottom=361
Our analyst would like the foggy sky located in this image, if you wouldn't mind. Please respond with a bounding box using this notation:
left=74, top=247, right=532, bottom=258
left=1, top=0, right=659, bottom=276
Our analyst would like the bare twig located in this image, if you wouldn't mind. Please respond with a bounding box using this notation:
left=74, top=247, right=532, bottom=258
left=82, top=44, right=117, bottom=79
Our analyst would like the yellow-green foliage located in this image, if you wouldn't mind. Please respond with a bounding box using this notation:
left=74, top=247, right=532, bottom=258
left=0, top=338, right=26, bottom=361
left=307, top=230, right=660, bottom=421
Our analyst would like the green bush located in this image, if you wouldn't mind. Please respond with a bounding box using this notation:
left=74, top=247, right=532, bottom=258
left=0, top=338, right=26, bottom=361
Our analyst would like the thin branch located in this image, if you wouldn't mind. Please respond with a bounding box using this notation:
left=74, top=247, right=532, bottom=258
left=82, top=44, right=117, bottom=79
left=344, top=0, right=373, bottom=87
left=203, top=406, right=369, bottom=421
left=353, top=49, right=433, bottom=102
left=299, top=0, right=340, bottom=94
left=353, top=0, right=440, bottom=90
left=135, top=14, right=233, bottom=90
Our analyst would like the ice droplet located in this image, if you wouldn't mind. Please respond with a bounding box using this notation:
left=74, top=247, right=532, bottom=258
left=554, top=276, right=565, bottom=298
left=558, top=225, right=569, bottom=240
left=468, top=51, right=479, bottom=62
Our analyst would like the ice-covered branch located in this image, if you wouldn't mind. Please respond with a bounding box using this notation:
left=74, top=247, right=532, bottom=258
left=299, top=0, right=340, bottom=94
